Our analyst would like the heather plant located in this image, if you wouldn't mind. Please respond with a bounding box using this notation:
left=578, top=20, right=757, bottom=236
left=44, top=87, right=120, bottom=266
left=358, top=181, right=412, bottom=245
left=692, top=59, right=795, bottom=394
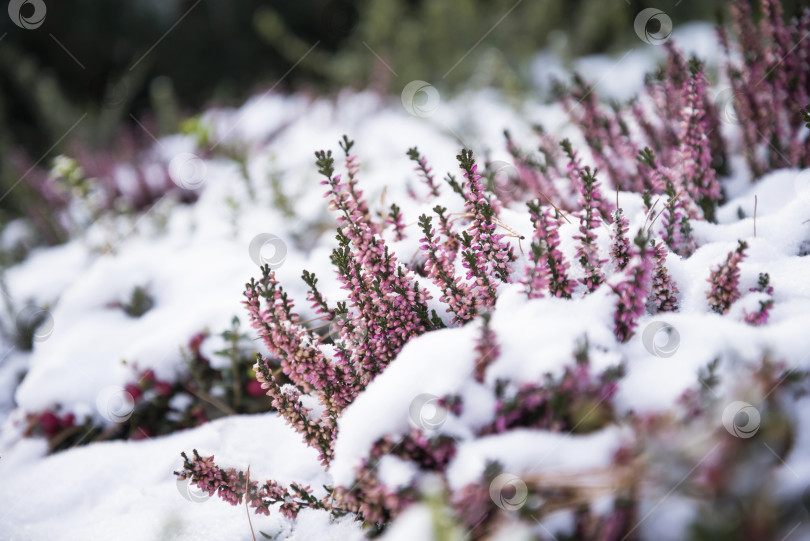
left=173, top=2, right=810, bottom=537
left=707, top=240, right=748, bottom=315
left=25, top=319, right=269, bottom=452
left=743, top=272, right=775, bottom=326
left=649, top=240, right=680, bottom=313
left=720, top=0, right=810, bottom=175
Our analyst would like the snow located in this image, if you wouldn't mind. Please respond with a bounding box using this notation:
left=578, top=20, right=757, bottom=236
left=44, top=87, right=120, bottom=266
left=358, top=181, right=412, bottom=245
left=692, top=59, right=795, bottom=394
left=0, top=414, right=353, bottom=541
left=2, top=20, right=810, bottom=540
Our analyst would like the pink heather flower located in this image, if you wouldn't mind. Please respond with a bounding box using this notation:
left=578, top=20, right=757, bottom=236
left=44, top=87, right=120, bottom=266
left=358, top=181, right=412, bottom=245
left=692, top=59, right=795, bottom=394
left=527, top=200, right=573, bottom=299
left=176, top=450, right=329, bottom=519
left=707, top=240, right=748, bottom=314
left=387, top=203, right=407, bottom=241
left=561, top=76, right=637, bottom=193
left=574, top=166, right=607, bottom=292
left=743, top=300, right=774, bottom=326
left=457, top=150, right=516, bottom=285
left=743, top=272, right=774, bottom=326
left=521, top=234, right=549, bottom=300
left=679, top=67, right=722, bottom=222
left=418, top=213, right=476, bottom=323
left=613, top=231, right=655, bottom=342
left=505, top=129, right=562, bottom=204
left=649, top=240, right=679, bottom=313
left=610, top=208, right=631, bottom=271
left=473, top=313, right=499, bottom=383
left=407, top=147, right=441, bottom=198
left=657, top=179, right=695, bottom=258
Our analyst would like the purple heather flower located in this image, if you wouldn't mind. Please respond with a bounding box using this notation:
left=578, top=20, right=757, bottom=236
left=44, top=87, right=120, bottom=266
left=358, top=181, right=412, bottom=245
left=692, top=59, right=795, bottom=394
left=613, top=231, right=655, bottom=342
left=707, top=240, right=748, bottom=314
left=526, top=200, right=574, bottom=299
left=610, top=208, right=631, bottom=271
left=649, top=240, right=680, bottom=313
left=574, top=166, right=607, bottom=292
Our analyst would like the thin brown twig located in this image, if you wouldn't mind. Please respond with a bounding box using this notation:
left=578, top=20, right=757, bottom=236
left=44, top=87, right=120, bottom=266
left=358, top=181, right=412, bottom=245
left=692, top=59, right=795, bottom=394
left=537, top=190, right=573, bottom=224
left=644, top=198, right=661, bottom=230
left=647, top=189, right=684, bottom=233
left=246, top=465, right=257, bottom=541
left=182, top=383, right=236, bottom=416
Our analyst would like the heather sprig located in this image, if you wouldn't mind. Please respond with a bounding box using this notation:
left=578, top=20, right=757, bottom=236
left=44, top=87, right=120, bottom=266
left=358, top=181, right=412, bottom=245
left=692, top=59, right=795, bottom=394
left=175, top=450, right=330, bottom=519
left=649, top=240, right=679, bottom=313
left=387, top=203, right=407, bottom=241
left=505, top=128, right=564, bottom=204
left=527, top=200, right=574, bottom=298
left=707, top=240, right=748, bottom=314
left=609, top=207, right=631, bottom=271
left=743, top=272, right=774, bottom=325
left=473, top=313, right=499, bottom=383
left=407, top=146, right=441, bottom=198
left=658, top=179, right=694, bottom=257
left=613, top=230, right=655, bottom=342
left=574, top=166, right=607, bottom=292
left=485, top=346, right=621, bottom=435
left=722, top=0, right=810, bottom=174
left=679, top=67, right=722, bottom=222
left=562, top=75, right=638, bottom=191
left=418, top=213, right=476, bottom=323
left=455, top=149, right=516, bottom=304
left=522, top=233, right=550, bottom=300
left=432, top=205, right=460, bottom=256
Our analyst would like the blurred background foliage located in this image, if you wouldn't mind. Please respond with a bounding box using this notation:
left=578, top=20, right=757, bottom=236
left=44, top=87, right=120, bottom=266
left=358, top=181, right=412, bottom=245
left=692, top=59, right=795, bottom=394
left=1, top=0, right=796, bottom=240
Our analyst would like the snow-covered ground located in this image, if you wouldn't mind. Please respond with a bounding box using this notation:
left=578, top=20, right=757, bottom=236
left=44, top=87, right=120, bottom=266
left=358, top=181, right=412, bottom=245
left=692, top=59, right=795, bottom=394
left=2, top=22, right=810, bottom=540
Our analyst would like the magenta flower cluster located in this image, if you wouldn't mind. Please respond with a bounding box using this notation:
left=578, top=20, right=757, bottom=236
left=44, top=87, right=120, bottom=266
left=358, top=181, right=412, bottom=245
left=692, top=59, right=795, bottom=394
left=707, top=240, right=748, bottom=315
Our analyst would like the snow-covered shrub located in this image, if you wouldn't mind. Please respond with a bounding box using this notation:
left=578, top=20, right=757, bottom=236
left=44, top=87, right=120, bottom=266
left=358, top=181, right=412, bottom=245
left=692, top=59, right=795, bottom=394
left=24, top=318, right=271, bottom=452
left=174, top=1, right=810, bottom=538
